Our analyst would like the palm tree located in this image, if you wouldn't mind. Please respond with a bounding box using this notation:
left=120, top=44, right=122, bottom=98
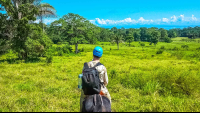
left=10, top=0, right=57, bottom=32
left=37, top=3, right=57, bottom=32
left=111, top=34, right=123, bottom=50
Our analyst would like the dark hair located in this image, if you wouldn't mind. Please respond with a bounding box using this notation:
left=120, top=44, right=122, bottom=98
left=93, top=55, right=101, bottom=59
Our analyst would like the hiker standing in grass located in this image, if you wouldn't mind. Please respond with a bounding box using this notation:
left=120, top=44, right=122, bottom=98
left=80, top=46, right=111, bottom=112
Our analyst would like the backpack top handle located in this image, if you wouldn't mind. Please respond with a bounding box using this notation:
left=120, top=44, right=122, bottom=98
left=84, top=62, right=89, bottom=69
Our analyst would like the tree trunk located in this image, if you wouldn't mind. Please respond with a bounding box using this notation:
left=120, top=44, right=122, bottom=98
left=15, top=0, right=22, bottom=20
left=75, top=43, right=78, bottom=54
left=41, top=16, right=44, bottom=33
left=117, top=42, right=119, bottom=50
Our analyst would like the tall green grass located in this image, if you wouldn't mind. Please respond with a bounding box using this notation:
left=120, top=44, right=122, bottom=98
left=0, top=37, right=200, bottom=112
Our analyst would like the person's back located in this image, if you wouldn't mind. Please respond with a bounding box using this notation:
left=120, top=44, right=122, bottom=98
left=80, top=46, right=111, bottom=112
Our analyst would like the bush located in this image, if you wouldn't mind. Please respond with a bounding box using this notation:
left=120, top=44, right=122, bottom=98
left=57, top=42, right=62, bottom=45
left=164, top=37, right=172, bottom=43
left=156, top=49, right=164, bottom=54
left=172, top=47, right=179, bottom=51
left=160, top=46, right=165, bottom=50
left=45, top=48, right=53, bottom=64
left=196, top=47, right=200, bottom=51
left=5, top=50, right=17, bottom=63
left=46, top=55, right=53, bottom=64
left=49, top=43, right=72, bottom=56
left=181, top=45, right=189, bottom=50
left=171, top=51, right=185, bottom=59
left=140, top=43, right=145, bottom=47
left=110, top=69, right=117, bottom=79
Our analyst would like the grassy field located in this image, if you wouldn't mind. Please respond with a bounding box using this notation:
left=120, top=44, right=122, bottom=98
left=0, top=37, right=200, bottom=112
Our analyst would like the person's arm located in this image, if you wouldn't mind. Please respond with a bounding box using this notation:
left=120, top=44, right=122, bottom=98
left=103, top=67, right=108, bottom=86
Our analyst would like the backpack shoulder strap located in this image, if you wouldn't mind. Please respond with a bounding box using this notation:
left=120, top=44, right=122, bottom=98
left=94, top=62, right=103, bottom=68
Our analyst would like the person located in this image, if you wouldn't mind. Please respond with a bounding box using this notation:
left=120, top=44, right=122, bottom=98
left=80, top=46, right=111, bottom=112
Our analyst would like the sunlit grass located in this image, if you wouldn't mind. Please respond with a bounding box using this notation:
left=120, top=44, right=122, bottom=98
left=0, top=39, right=200, bottom=112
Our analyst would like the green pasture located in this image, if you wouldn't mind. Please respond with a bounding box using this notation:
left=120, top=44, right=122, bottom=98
left=0, top=37, right=200, bottom=112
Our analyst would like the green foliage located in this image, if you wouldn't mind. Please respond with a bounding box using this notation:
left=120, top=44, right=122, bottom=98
left=25, top=25, right=53, bottom=58
left=160, top=46, right=165, bottom=50
left=5, top=50, right=18, bottom=63
left=133, top=31, right=141, bottom=41
left=110, top=29, right=124, bottom=50
left=159, top=28, right=168, bottom=40
left=140, top=43, right=145, bottom=47
left=45, top=48, right=53, bottom=64
left=164, top=37, right=172, bottom=43
left=181, top=45, right=189, bottom=50
left=168, top=30, right=177, bottom=38
left=1, top=41, right=200, bottom=112
left=150, top=30, right=160, bottom=45
left=172, top=46, right=180, bottom=51
left=156, top=49, right=164, bottom=54
left=47, top=44, right=72, bottom=56
left=125, top=34, right=134, bottom=46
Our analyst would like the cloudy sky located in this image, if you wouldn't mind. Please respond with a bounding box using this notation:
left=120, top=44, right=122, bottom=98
left=42, top=0, right=200, bottom=29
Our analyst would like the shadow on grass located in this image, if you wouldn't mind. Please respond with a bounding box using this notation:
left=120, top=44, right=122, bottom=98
left=0, top=58, right=41, bottom=64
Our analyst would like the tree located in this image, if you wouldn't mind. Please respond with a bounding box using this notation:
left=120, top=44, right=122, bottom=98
left=111, top=29, right=123, bottom=50
left=37, top=3, right=57, bottom=32
left=168, top=30, right=177, bottom=38
left=125, top=33, right=134, bottom=46
left=62, top=13, right=88, bottom=54
left=99, top=28, right=112, bottom=42
left=150, top=30, right=160, bottom=46
left=0, top=0, right=53, bottom=59
left=140, top=27, right=148, bottom=41
left=85, top=23, right=101, bottom=44
left=159, top=28, right=168, bottom=41
left=133, top=31, right=141, bottom=41
left=111, top=27, right=118, bottom=34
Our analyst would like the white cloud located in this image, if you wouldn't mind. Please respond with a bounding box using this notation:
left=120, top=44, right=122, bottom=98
left=171, top=15, right=177, bottom=22
left=95, top=18, right=107, bottom=25
left=124, top=18, right=132, bottom=22
left=162, top=18, right=169, bottom=22
left=192, top=15, right=197, bottom=21
left=90, top=15, right=200, bottom=26
left=178, top=14, right=184, bottom=21
left=138, top=17, right=145, bottom=22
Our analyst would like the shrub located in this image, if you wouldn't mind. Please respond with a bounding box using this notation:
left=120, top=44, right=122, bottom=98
left=45, top=48, right=53, bottom=64
left=172, top=47, right=179, bottom=51
left=164, top=37, right=172, bottom=43
left=156, top=49, right=164, bottom=54
left=110, top=69, right=117, bottom=79
left=160, top=46, right=165, bottom=50
left=171, top=51, right=185, bottom=59
left=46, top=55, right=53, bottom=64
left=57, top=42, right=62, bottom=45
left=140, top=43, right=145, bottom=47
left=196, top=47, right=200, bottom=51
left=181, top=45, right=189, bottom=50
left=5, top=50, right=17, bottom=63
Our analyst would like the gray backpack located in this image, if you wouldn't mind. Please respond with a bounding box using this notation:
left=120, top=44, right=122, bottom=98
left=82, top=94, right=111, bottom=112
left=82, top=62, right=103, bottom=95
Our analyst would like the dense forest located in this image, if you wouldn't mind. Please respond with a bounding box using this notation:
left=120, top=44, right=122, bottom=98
left=1, top=0, right=200, bottom=60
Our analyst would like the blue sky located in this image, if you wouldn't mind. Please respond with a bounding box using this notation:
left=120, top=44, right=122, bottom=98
left=42, top=0, right=200, bottom=29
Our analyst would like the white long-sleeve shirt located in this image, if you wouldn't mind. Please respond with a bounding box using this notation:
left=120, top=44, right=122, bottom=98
left=81, top=60, right=110, bottom=99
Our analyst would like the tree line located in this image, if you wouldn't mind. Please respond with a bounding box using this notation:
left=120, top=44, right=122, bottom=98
left=1, top=0, right=200, bottom=60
